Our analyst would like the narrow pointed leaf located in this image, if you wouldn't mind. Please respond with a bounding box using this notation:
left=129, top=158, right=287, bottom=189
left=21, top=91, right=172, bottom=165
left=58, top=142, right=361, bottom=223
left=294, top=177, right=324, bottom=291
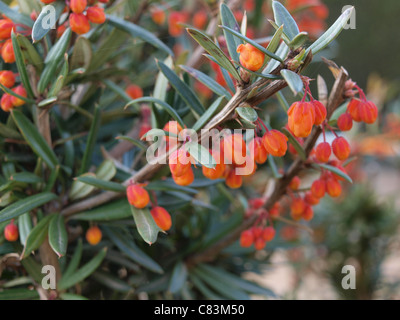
left=0, top=1, right=33, bottom=27
left=75, top=176, right=125, bottom=192
left=272, top=0, right=300, bottom=41
left=115, top=136, right=147, bottom=151
left=130, top=206, right=162, bottom=245
left=95, top=160, right=117, bottom=181
left=263, top=42, right=289, bottom=75
left=63, top=239, right=82, bottom=279
left=32, top=2, right=66, bottom=42
left=16, top=33, right=44, bottom=73
left=280, top=69, right=303, bottom=95
left=18, top=213, right=32, bottom=246
left=220, top=3, right=242, bottom=62
left=10, top=172, right=42, bottom=184
left=70, top=36, right=92, bottom=71
left=185, top=142, right=216, bottom=169
left=192, top=96, right=225, bottom=131
left=48, top=214, right=68, bottom=258
left=73, top=199, right=132, bottom=221
left=168, top=261, right=188, bottom=293
left=289, top=32, right=309, bottom=49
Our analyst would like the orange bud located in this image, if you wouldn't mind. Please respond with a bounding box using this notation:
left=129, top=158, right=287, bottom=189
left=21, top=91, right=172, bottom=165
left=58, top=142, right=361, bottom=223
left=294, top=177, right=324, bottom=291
left=172, top=167, right=194, bottom=186
left=86, top=226, right=102, bottom=245
left=70, top=0, right=87, bottom=14
left=1, top=93, right=13, bottom=112
left=254, top=237, right=266, bottom=250
left=56, top=24, right=67, bottom=38
left=332, top=136, right=350, bottom=161
left=222, top=133, right=247, bottom=166
left=311, top=100, right=327, bottom=125
left=290, top=197, right=306, bottom=220
left=304, top=191, right=319, bottom=205
left=193, top=10, right=208, bottom=29
left=289, top=175, right=301, bottom=190
left=249, top=198, right=265, bottom=209
left=337, top=113, right=353, bottom=131
left=126, top=184, right=150, bottom=208
left=262, top=129, right=288, bottom=157
left=360, top=101, right=378, bottom=124
left=237, top=43, right=265, bottom=71
left=225, top=168, right=242, bottom=189
left=287, top=101, right=315, bottom=138
left=4, top=220, right=18, bottom=242
left=168, top=11, right=188, bottom=37
left=86, top=6, right=106, bottom=24
left=139, top=122, right=151, bottom=138
left=347, top=99, right=362, bottom=122
left=10, top=85, right=27, bottom=107
left=262, top=226, right=275, bottom=242
left=302, top=204, right=314, bottom=221
left=240, top=229, right=254, bottom=247
left=163, top=120, right=183, bottom=137
left=315, top=142, right=331, bottom=163
left=202, top=150, right=225, bottom=180
left=0, top=19, right=14, bottom=40
left=248, top=137, right=268, bottom=164
left=326, top=178, right=342, bottom=197
left=69, top=13, right=91, bottom=35
left=169, top=148, right=191, bottom=177
left=151, top=7, right=166, bottom=25
left=1, top=39, right=15, bottom=64
left=269, top=202, right=281, bottom=217
left=0, top=70, right=15, bottom=88
left=151, top=206, right=172, bottom=231
left=311, top=179, right=326, bottom=199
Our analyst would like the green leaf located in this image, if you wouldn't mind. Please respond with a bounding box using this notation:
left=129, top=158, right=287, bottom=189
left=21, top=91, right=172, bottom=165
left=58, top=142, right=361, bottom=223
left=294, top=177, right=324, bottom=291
left=20, top=255, right=43, bottom=283
left=48, top=214, right=68, bottom=258
left=263, top=42, right=289, bottom=75
left=282, top=128, right=306, bottom=160
left=12, top=109, right=59, bottom=170
left=180, top=65, right=232, bottom=100
left=32, top=2, right=66, bottom=42
left=185, top=142, right=216, bottom=169
left=236, top=106, right=258, bottom=123
left=280, top=69, right=304, bottom=95
left=75, top=176, right=125, bottom=193
left=103, top=226, right=163, bottom=274
left=189, top=274, right=222, bottom=299
left=21, top=214, right=55, bottom=259
left=314, top=163, right=353, bottom=183
left=168, top=261, right=188, bottom=294
left=9, top=172, right=42, bottom=184
left=91, top=271, right=132, bottom=293
left=289, top=32, right=309, bottom=49
left=18, top=213, right=32, bottom=246
left=38, top=28, right=72, bottom=94
left=220, top=26, right=284, bottom=63
left=115, top=136, right=147, bottom=151
left=220, top=3, right=242, bottom=62
left=95, top=160, right=116, bottom=181
left=73, top=199, right=131, bottom=221
left=58, top=247, right=107, bottom=290
left=146, top=180, right=197, bottom=194
left=16, top=33, right=44, bottom=73
left=79, top=105, right=101, bottom=174
left=0, top=192, right=57, bottom=223
left=0, top=122, right=21, bottom=139
left=59, top=293, right=88, bottom=300
left=272, top=0, right=300, bottom=41
left=103, top=79, right=132, bottom=103
left=268, top=156, right=283, bottom=179
left=307, top=7, right=354, bottom=55
left=126, top=97, right=185, bottom=129
left=69, top=173, right=96, bottom=201
left=130, top=206, right=162, bottom=245
left=192, top=96, right=225, bottom=132
left=157, top=61, right=205, bottom=117
left=0, top=288, right=39, bottom=300
left=276, top=91, right=290, bottom=112
left=107, top=15, right=173, bottom=56
left=186, top=28, right=241, bottom=81
left=63, top=239, right=82, bottom=279
left=0, top=1, right=33, bottom=27
left=11, top=31, right=35, bottom=98
left=70, top=36, right=92, bottom=71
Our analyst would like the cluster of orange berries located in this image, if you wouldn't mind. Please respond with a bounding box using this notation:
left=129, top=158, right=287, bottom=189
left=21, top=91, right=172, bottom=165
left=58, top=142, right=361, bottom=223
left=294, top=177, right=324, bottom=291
left=0, top=16, right=16, bottom=64
left=0, top=71, right=27, bottom=112
left=126, top=183, right=172, bottom=232
left=40, top=0, right=107, bottom=35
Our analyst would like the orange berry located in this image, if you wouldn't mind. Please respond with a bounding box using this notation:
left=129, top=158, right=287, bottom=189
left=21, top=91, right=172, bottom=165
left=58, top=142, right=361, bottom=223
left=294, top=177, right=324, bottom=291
left=125, top=84, right=143, bottom=100
left=360, top=101, right=378, bottom=124
left=86, top=226, right=102, bottom=245
left=10, top=85, right=27, bottom=107
left=287, top=101, right=315, bottom=138
left=302, top=204, right=314, bottom=221
left=222, top=133, right=247, bottom=166
left=70, top=0, right=87, bottom=14
left=262, top=226, right=275, bottom=242
left=1, top=39, right=15, bottom=64
left=311, top=100, right=327, bottom=125
left=163, top=120, right=183, bottom=138
left=289, top=176, right=301, bottom=190
left=40, top=0, right=57, bottom=3
left=172, top=167, right=194, bottom=186
left=332, top=136, right=350, bottom=161
left=193, top=10, right=208, bottom=29
left=0, top=19, right=14, bottom=40
left=4, top=220, right=18, bottom=242
left=151, top=206, right=172, bottom=231
left=86, top=6, right=106, bottom=24
left=168, top=11, right=188, bottom=37
left=249, top=198, right=265, bottom=209
left=347, top=99, right=362, bottom=122
left=290, top=197, right=306, bottom=220
left=56, top=24, right=67, bottom=38
left=240, top=229, right=254, bottom=247
left=225, top=168, right=242, bottom=189
left=254, top=238, right=266, bottom=250
left=151, top=7, right=166, bottom=25
left=304, top=191, right=319, bottom=205
left=1, top=93, right=13, bottom=112
left=237, top=43, right=265, bottom=71
left=202, top=150, right=225, bottom=180
left=169, top=148, right=191, bottom=177
left=69, top=13, right=91, bottom=35
left=315, top=142, right=331, bottom=162
left=337, top=113, right=353, bottom=131
left=326, top=178, right=342, bottom=197
left=0, top=70, right=15, bottom=88
left=311, top=179, right=326, bottom=199
left=126, top=184, right=150, bottom=209
left=269, top=202, right=281, bottom=217
left=139, top=122, right=151, bottom=138
left=248, top=137, right=268, bottom=164
left=262, top=129, right=288, bottom=157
